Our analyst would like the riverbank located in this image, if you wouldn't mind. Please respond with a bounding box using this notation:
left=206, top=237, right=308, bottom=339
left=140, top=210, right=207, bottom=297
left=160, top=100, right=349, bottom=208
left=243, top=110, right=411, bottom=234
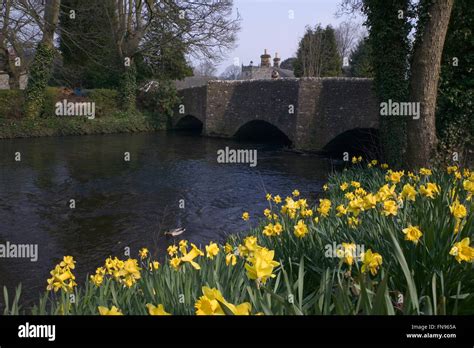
left=0, top=88, right=166, bottom=139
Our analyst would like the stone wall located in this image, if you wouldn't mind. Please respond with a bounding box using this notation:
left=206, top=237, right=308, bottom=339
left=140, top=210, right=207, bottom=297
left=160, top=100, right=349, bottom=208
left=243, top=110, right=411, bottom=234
left=173, top=85, right=207, bottom=126
left=174, top=78, right=379, bottom=152
left=0, top=74, right=28, bottom=90
left=205, top=79, right=300, bottom=138
left=296, top=78, right=379, bottom=150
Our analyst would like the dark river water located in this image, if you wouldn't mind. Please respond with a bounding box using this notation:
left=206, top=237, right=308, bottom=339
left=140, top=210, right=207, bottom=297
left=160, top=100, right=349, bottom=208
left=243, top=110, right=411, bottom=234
left=0, top=132, right=334, bottom=308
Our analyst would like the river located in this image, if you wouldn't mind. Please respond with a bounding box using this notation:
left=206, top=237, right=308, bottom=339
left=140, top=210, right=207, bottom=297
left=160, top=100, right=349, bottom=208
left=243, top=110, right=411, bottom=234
left=0, top=132, right=335, bottom=307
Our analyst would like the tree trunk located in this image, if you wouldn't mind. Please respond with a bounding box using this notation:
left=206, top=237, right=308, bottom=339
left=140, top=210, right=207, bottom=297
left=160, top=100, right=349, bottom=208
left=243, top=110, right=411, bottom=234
left=0, top=0, right=11, bottom=84
left=24, top=0, right=61, bottom=118
left=42, top=0, right=61, bottom=47
left=406, top=0, right=455, bottom=168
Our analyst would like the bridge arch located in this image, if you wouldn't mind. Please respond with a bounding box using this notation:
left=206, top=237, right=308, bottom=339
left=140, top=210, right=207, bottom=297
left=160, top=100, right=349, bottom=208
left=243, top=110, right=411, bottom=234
left=233, top=120, right=292, bottom=146
left=174, top=114, right=204, bottom=133
left=322, top=128, right=380, bottom=158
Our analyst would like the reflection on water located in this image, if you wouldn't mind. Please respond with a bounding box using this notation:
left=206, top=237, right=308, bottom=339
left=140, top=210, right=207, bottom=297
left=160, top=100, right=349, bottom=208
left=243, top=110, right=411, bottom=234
left=0, top=132, right=335, bottom=307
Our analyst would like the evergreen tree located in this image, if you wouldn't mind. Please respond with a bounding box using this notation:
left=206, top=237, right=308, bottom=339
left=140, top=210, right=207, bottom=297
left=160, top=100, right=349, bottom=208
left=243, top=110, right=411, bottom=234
left=58, top=0, right=120, bottom=88
left=293, top=25, right=342, bottom=77
left=436, top=0, right=474, bottom=165
left=350, top=38, right=374, bottom=78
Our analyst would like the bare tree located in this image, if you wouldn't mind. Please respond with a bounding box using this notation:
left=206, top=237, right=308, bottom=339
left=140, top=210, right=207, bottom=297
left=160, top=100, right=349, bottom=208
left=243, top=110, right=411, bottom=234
left=0, top=0, right=42, bottom=88
left=335, top=20, right=361, bottom=62
left=102, top=0, right=240, bottom=108
left=193, top=60, right=217, bottom=78
left=220, top=64, right=241, bottom=80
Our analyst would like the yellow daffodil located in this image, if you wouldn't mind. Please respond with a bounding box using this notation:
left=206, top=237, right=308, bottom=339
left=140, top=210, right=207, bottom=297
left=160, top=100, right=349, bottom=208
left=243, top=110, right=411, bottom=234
left=317, top=199, right=332, bottom=217
left=263, top=223, right=275, bottom=237
left=245, top=247, right=280, bottom=284
left=382, top=200, right=398, bottom=216
left=266, top=193, right=272, bottom=201
left=402, top=225, right=423, bottom=244
left=294, top=219, right=309, bottom=238
left=419, top=168, right=432, bottom=176
left=239, top=236, right=258, bottom=258
left=401, top=183, right=417, bottom=202
left=340, top=182, right=349, bottom=191
left=195, top=287, right=251, bottom=315
left=363, top=193, right=377, bottom=210
left=361, top=250, right=383, bottom=276
left=46, top=262, right=77, bottom=293
left=146, top=304, right=171, bottom=315
left=224, top=243, right=233, bottom=254
left=419, top=183, right=440, bottom=199
left=149, top=261, right=160, bottom=270
left=139, top=248, right=149, bottom=259
left=113, top=259, right=141, bottom=287
left=347, top=216, right=360, bottom=228
left=205, top=242, right=220, bottom=259
left=170, top=257, right=181, bottom=270
left=181, top=243, right=204, bottom=270
left=273, top=222, right=283, bottom=235
left=351, top=181, right=361, bottom=188
left=59, top=256, right=76, bottom=270
left=347, top=197, right=364, bottom=216
left=336, top=204, right=347, bottom=217
left=90, top=267, right=105, bottom=286
left=447, top=166, right=458, bottom=174
left=337, top=243, right=357, bottom=266
left=449, top=238, right=474, bottom=263
left=242, top=212, right=250, bottom=221
left=345, top=192, right=355, bottom=200
left=450, top=200, right=467, bottom=219
left=376, top=184, right=396, bottom=201
left=386, top=170, right=404, bottom=184
left=226, top=253, right=237, bottom=266
left=98, top=306, right=123, bottom=315
left=273, top=195, right=282, bottom=204
left=90, top=272, right=104, bottom=287
left=167, top=245, right=178, bottom=257
left=292, top=189, right=300, bottom=197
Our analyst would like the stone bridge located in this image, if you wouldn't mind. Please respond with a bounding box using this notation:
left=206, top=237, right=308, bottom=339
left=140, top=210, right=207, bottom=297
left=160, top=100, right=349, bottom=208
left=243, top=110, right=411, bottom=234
left=172, top=78, right=379, bottom=153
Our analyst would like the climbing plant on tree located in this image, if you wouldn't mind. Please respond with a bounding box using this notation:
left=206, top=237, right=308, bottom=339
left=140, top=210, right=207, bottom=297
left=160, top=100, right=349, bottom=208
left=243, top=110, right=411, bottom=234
left=23, top=43, right=55, bottom=118
left=343, top=0, right=455, bottom=168
left=435, top=0, right=473, bottom=166
left=361, top=0, right=412, bottom=168
left=23, top=0, right=61, bottom=119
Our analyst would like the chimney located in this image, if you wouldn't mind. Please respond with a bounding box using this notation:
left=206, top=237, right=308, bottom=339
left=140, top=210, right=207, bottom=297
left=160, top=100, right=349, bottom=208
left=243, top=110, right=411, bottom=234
left=273, top=52, right=281, bottom=68
left=260, top=49, right=271, bottom=68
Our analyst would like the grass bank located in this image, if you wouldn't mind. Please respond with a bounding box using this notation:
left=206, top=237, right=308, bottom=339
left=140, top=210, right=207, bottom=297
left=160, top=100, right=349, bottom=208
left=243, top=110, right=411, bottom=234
left=0, top=88, right=166, bottom=138
left=3, top=162, right=473, bottom=315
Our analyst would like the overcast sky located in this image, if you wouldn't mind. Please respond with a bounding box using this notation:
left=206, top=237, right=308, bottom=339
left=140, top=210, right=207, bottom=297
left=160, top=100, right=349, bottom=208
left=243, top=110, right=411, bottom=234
left=215, top=0, right=365, bottom=74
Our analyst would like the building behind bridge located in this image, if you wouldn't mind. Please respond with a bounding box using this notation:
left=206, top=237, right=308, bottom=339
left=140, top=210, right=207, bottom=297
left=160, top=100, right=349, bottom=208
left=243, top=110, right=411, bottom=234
left=241, top=49, right=295, bottom=80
